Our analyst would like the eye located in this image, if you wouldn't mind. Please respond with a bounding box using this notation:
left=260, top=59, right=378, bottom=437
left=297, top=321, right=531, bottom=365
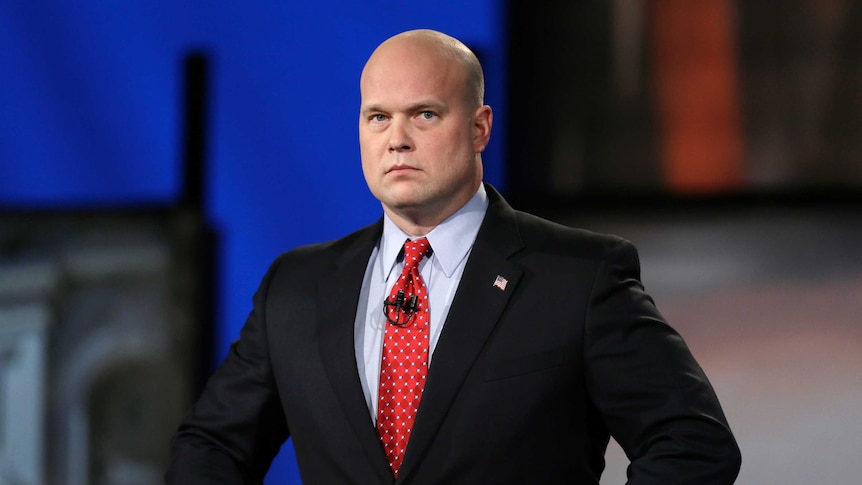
left=370, top=114, right=387, bottom=122
left=419, top=111, right=436, bottom=120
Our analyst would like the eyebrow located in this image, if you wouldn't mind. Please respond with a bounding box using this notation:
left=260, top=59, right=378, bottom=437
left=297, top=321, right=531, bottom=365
left=361, top=100, right=449, bottom=117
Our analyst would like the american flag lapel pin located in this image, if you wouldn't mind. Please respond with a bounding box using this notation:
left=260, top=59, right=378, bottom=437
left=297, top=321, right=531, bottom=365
left=492, top=275, right=508, bottom=291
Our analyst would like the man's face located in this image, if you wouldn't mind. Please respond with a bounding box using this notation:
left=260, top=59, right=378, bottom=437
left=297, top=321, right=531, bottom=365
left=359, top=40, right=491, bottom=227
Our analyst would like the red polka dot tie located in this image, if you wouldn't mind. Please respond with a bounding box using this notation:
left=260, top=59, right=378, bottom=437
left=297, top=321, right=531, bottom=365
left=377, top=238, right=432, bottom=477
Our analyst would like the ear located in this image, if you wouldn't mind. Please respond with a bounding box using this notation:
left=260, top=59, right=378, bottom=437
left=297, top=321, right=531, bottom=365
left=472, top=105, right=493, bottom=153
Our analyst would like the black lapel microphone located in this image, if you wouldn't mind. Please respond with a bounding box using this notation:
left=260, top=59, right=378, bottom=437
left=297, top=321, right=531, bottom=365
left=383, top=289, right=419, bottom=327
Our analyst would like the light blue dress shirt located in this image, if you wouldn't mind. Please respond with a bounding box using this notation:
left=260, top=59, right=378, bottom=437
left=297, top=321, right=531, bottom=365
left=354, top=184, right=489, bottom=420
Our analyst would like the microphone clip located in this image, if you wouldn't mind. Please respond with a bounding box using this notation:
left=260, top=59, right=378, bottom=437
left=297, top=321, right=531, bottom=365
left=383, top=289, right=419, bottom=327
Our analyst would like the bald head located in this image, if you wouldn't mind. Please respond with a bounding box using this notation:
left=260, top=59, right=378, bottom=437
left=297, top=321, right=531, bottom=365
left=361, top=29, right=485, bottom=109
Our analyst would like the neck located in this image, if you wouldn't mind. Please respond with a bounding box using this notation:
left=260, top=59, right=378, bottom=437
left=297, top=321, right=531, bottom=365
left=383, top=182, right=481, bottom=237
left=383, top=209, right=442, bottom=237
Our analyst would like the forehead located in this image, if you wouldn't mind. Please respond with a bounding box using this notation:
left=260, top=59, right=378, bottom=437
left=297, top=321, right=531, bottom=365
left=360, top=41, right=468, bottom=106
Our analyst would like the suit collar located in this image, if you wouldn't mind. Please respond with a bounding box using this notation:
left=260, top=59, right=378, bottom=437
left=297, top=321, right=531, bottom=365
left=398, top=184, right=525, bottom=482
left=317, top=220, right=394, bottom=483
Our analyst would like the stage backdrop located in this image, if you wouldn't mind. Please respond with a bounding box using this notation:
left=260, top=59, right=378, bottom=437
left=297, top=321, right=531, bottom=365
left=0, top=2, right=507, bottom=482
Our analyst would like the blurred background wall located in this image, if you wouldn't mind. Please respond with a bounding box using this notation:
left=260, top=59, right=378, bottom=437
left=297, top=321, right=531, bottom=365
left=1, top=1, right=860, bottom=484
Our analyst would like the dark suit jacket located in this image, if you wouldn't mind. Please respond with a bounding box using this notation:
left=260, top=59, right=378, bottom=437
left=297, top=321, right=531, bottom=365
left=167, top=185, right=740, bottom=484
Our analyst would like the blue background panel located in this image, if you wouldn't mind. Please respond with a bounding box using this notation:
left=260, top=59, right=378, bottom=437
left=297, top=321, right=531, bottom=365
left=1, top=2, right=506, bottom=482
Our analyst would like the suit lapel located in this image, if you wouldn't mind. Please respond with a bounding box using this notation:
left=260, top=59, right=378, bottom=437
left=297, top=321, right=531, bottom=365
left=398, top=186, right=525, bottom=482
left=316, top=221, right=393, bottom=483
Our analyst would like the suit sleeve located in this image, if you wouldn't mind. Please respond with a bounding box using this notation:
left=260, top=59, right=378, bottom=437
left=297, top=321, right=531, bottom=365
left=166, top=257, right=289, bottom=484
left=583, top=239, right=741, bottom=484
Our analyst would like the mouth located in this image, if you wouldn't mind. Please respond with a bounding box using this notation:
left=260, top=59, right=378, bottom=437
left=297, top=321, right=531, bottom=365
left=386, top=165, right=420, bottom=174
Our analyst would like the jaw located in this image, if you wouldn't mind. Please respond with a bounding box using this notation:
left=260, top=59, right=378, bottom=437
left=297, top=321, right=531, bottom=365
left=378, top=178, right=481, bottom=237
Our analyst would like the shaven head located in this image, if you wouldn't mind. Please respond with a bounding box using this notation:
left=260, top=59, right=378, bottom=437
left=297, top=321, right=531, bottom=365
left=361, top=29, right=485, bottom=110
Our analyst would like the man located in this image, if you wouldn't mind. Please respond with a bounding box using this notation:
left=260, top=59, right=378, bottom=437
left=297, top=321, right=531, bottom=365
left=167, top=29, right=741, bottom=484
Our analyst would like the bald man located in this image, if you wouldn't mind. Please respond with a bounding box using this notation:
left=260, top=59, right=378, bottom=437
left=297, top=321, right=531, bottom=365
left=167, top=30, right=741, bottom=484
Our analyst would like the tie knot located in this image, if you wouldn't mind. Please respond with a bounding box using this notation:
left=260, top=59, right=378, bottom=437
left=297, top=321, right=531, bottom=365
left=402, top=238, right=431, bottom=270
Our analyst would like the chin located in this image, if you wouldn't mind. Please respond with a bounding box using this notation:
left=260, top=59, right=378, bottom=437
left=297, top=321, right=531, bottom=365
left=386, top=197, right=424, bottom=212
left=383, top=185, right=427, bottom=205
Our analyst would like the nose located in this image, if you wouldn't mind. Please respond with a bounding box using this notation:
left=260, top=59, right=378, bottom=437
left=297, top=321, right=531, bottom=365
left=388, top=118, right=413, bottom=152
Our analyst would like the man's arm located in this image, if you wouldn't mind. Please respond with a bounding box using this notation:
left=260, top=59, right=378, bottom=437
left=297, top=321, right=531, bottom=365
left=584, top=239, right=741, bottom=484
left=166, top=257, right=289, bottom=484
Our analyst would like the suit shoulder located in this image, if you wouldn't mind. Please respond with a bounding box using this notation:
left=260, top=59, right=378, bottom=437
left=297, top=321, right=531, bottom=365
left=271, top=220, right=381, bottom=271
left=513, top=209, right=633, bottom=260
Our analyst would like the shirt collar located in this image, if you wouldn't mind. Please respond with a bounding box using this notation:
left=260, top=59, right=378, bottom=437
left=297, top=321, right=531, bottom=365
left=379, top=184, right=489, bottom=281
